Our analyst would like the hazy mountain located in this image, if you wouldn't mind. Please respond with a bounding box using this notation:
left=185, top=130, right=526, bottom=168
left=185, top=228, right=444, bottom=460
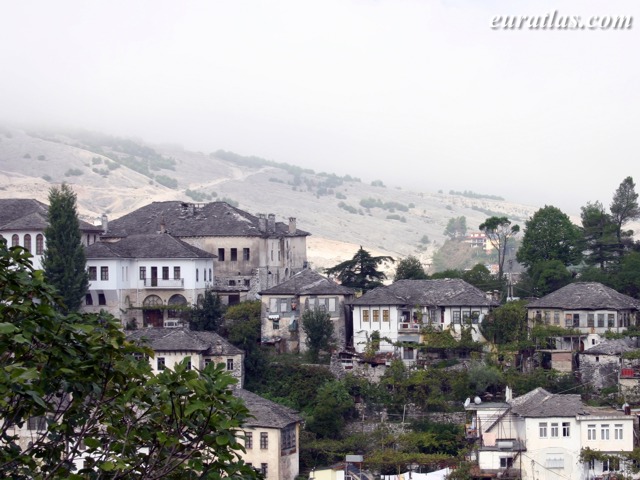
left=0, top=125, right=539, bottom=272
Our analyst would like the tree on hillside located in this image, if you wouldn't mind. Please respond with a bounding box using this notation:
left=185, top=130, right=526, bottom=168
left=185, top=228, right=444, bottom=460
left=516, top=205, right=582, bottom=269
left=610, top=176, right=640, bottom=250
left=189, top=290, right=224, bottom=331
left=529, top=259, right=573, bottom=297
left=325, top=246, right=394, bottom=292
left=479, top=216, right=520, bottom=282
left=0, top=239, right=258, bottom=479
left=394, top=255, right=428, bottom=281
left=480, top=300, right=528, bottom=345
left=302, top=308, right=335, bottom=362
left=444, top=216, right=467, bottom=239
left=462, top=263, right=502, bottom=293
left=581, top=201, right=618, bottom=270
left=42, top=183, right=88, bottom=313
left=223, top=301, right=265, bottom=389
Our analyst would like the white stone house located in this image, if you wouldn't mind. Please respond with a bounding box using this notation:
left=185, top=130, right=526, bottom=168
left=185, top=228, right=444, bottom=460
left=350, top=279, right=498, bottom=365
left=465, top=387, right=635, bottom=479
left=84, top=233, right=214, bottom=328
left=259, top=269, right=355, bottom=353
left=101, top=201, right=310, bottom=305
left=0, top=198, right=102, bottom=270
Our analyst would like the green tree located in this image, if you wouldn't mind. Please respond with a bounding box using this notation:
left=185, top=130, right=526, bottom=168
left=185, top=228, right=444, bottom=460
left=41, top=183, right=88, bottom=313
left=529, top=259, right=573, bottom=297
left=581, top=201, right=618, bottom=269
left=615, top=252, right=640, bottom=298
left=610, top=176, right=640, bottom=250
left=516, top=205, right=582, bottom=269
left=480, top=300, right=528, bottom=345
left=479, top=216, right=520, bottom=282
left=394, top=255, right=428, bottom=280
left=0, top=240, right=258, bottom=479
left=462, top=263, right=501, bottom=292
left=443, top=216, right=467, bottom=239
left=305, top=380, right=355, bottom=438
left=301, top=308, right=334, bottom=362
left=189, top=290, right=224, bottom=331
left=325, top=246, right=394, bottom=292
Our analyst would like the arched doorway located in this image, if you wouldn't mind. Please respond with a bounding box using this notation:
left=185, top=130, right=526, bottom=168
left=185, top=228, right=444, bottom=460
left=143, top=295, right=164, bottom=328
left=168, top=294, right=188, bottom=326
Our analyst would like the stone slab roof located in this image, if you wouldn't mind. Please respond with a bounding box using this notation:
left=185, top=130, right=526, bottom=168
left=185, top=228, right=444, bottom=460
left=0, top=198, right=102, bottom=233
left=259, top=269, right=355, bottom=296
left=126, top=328, right=243, bottom=356
left=509, top=388, right=589, bottom=417
left=527, top=282, right=640, bottom=311
left=349, top=279, right=498, bottom=307
left=233, top=388, right=302, bottom=429
left=85, top=234, right=215, bottom=259
left=582, top=338, right=639, bottom=356
left=103, top=201, right=309, bottom=238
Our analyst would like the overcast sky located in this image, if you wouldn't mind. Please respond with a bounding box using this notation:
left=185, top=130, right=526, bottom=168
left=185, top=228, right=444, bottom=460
left=1, top=0, right=638, bottom=215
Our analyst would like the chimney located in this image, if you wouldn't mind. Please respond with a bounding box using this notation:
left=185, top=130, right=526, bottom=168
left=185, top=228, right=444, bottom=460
left=101, top=214, right=108, bottom=233
left=258, top=214, right=267, bottom=233
left=267, top=213, right=276, bottom=233
left=505, top=386, right=512, bottom=402
left=288, top=217, right=297, bottom=234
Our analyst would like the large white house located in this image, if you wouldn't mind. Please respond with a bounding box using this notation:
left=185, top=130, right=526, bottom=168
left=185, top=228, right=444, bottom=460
left=350, top=279, right=498, bottom=364
left=84, top=233, right=214, bottom=328
left=466, top=387, right=635, bottom=479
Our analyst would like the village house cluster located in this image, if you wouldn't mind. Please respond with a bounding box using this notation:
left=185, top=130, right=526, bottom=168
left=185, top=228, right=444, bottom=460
left=3, top=197, right=640, bottom=479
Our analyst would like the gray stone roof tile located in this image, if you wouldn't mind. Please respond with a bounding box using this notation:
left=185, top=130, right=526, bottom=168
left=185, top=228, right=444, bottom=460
left=0, top=198, right=102, bottom=233
left=259, top=269, right=355, bottom=296
left=85, top=233, right=215, bottom=259
left=527, top=282, right=640, bottom=310
left=126, top=328, right=243, bottom=355
left=582, top=338, right=639, bottom=356
left=509, top=388, right=588, bottom=417
left=233, top=388, right=302, bottom=428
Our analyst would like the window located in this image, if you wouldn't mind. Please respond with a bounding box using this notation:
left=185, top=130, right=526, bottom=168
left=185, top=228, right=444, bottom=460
left=196, top=269, right=199, bottom=282
left=273, top=319, right=279, bottom=330
left=88, top=266, right=97, bottom=281
left=463, top=311, right=471, bottom=324
left=281, top=424, right=296, bottom=450
left=204, top=358, right=212, bottom=366
left=140, top=267, right=146, bottom=280
left=472, top=311, right=480, bottom=324
left=603, top=457, right=620, bottom=472
left=28, top=416, right=47, bottom=431
left=98, top=294, right=106, bottom=305
left=226, top=358, right=234, bottom=371
left=403, top=347, right=414, bottom=360
left=587, top=313, right=595, bottom=327
left=157, top=357, right=166, bottom=371
left=245, top=431, right=253, bottom=449
left=598, top=313, right=605, bottom=327
left=550, top=422, right=559, bottom=438
left=11, top=234, right=18, bottom=247
left=562, top=422, right=570, bottom=437
left=453, top=311, right=461, bottom=324
left=372, top=310, right=380, bottom=322
left=543, top=311, right=550, bottom=324
left=228, top=280, right=236, bottom=286
left=546, top=455, right=564, bottom=469
left=573, top=314, right=580, bottom=327
left=615, top=424, right=623, bottom=440
left=243, top=248, right=250, bottom=260
left=162, top=267, right=169, bottom=280
left=260, top=432, right=268, bottom=449
left=565, top=314, right=573, bottom=327
left=100, top=266, right=108, bottom=281
left=608, top=314, right=615, bottom=328
left=217, top=248, right=225, bottom=261
left=260, top=464, right=267, bottom=476
left=382, top=309, right=390, bottom=322
left=539, top=422, right=548, bottom=438
left=554, top=312, right=560, bottom=325
left=186, top=360, right=191, bottom=371
left=362, top=310, right=369, bottom=322
left=244, top=278, right=250, bottom=287
left=174, top=266, right=180, bottom=280
left=588, top=424, right=596, bottom=440
left=601, top=424, right=610, bottom=440
left=23, top=234, right=31, bottom=252
left=85, top=294, right=93, bottom=306
left=36, top=234, right=44, bottom=255
left=500, top=457, right=514, bottom=469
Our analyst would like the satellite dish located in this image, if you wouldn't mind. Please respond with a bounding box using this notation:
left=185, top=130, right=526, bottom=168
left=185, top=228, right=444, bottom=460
left=474, top=396, right=482, bottom=404
left=464, top=398, right=471, bottom=407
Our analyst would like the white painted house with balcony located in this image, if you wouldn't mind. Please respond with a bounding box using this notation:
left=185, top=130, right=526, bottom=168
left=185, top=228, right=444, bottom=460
left=84, top=233, right=215, bottom=328
left=350, top=279, right=498, bottom=364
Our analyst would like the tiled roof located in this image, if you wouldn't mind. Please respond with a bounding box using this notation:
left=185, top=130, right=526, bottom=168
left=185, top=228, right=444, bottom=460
left=349, top=279, right=498, bottom=307
left=0, top=198, right=102, bottom=233
left=85, top=234, right=215, bottom=259
left=259, top=269, right=355, bottom=296
left=126, top=328, right=243, bottom=355
left=103, top=201, right=310, bottom=238
left=582, top=338, right=639, bottom=356
left=233, top=388, right=302, bottom=429
left=509, top=388, right=588, bottom=417
left=527, top=282, right=640, bottom=310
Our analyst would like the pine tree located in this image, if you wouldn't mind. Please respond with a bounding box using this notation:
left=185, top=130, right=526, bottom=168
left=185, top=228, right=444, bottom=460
left=42, top=183, right=89, bottom=313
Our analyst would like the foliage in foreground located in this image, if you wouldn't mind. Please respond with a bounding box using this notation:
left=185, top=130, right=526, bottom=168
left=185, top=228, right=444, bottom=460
left=0, top=241, right=257, bottom=479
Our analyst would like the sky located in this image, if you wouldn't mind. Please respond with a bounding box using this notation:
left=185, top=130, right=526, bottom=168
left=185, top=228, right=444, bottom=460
left=0, top=0, right=638, bottom=215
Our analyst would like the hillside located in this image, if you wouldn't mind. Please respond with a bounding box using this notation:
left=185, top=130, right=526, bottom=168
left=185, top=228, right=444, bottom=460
left=0, top=125, right=539, bottom=272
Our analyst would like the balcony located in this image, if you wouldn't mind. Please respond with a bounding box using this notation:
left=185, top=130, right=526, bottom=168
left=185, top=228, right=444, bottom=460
left=398, top=322, right=422, bottom=331
left=142, top=278, right=184, bottom=289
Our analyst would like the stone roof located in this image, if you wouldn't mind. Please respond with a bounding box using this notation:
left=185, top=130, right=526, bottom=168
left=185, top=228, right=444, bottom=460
left=126, top=328, right=244, bottom=356
left=582, top=338, right=639, bottom=356
left=85, top=234, right=215, bottom=259
left=527, top=282, right=640, bottom=311
left=233, top=388, right=302, bottom=429
left=0, top=198, right=102, bottom=233
left=259, top=269, right=355, bottom=296
left=349, top=279, right=498, bottom=307
left=509, top=388, right=589, bottom=417
left=103, top=201, right=310, bottom=238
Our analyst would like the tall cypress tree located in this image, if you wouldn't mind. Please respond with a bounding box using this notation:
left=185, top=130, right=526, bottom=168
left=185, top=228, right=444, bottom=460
left=42, top=183, right=88, bottom=313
